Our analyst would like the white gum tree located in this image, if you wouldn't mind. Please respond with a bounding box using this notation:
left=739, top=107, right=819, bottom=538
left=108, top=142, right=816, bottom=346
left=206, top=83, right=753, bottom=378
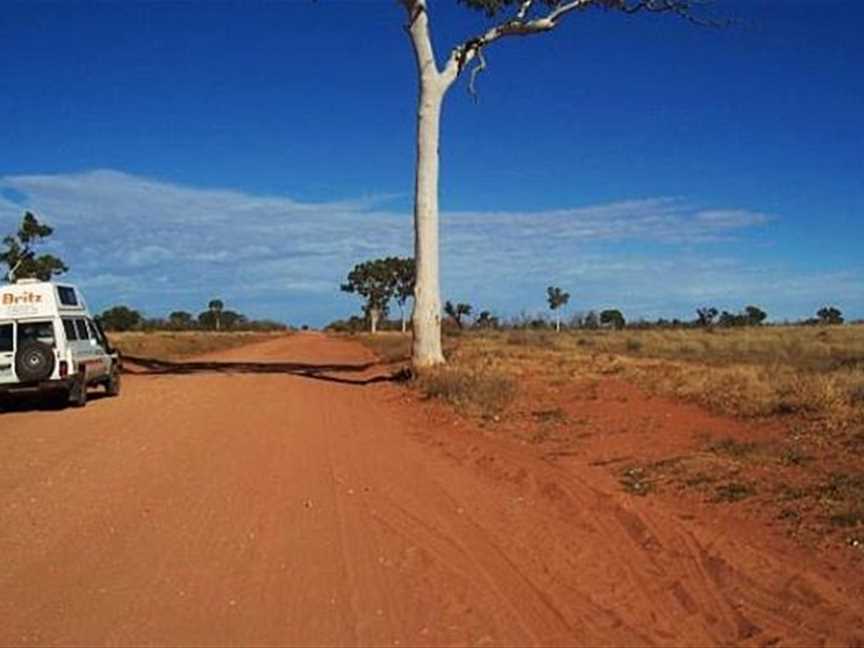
left=401, top=0, right=713, bottom=367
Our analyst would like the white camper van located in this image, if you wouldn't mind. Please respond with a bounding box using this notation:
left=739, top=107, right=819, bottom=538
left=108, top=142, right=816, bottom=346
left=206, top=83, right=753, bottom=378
left=0, top=279, right=120, bottom=408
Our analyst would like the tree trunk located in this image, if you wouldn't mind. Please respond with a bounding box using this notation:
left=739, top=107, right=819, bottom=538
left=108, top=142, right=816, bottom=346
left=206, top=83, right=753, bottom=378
left=369, top=307, right=381, bottom=335
left=400, top=306, right=407, bottom=334
left=556, top=313, right=561, bottom=333
left=410, top=74, right=446, bottom=366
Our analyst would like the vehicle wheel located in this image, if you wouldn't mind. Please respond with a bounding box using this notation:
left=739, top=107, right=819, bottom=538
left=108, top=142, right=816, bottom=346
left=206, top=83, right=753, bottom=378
left=70, top=374, right=88, bottom=408
left=15, top=341, right=55, bottom=383
left=106, top=368, right=121, bottom=397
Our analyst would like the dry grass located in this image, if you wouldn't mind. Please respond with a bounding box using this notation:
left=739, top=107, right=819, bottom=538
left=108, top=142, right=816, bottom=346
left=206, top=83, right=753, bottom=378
left=416, top=365, right=516, bottom=417
left=529, top=325, right=864, bottom=373
left=349, top=332, right=414, bottom=364
left=345, top=326, right=864, bottom=428
left=353, top=326, right=863, bottom=546
left=466, top=326, right=864, bottom=428
left=110, top=331, right=288, bottom=361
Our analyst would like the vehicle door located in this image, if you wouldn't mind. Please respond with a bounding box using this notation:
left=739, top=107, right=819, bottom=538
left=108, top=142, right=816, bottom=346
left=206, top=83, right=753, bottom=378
left=0, top=322, right=15, bottom=385
left=70, top=317, right=105, bottom=381
left=85, top=318, right=111, bottom=379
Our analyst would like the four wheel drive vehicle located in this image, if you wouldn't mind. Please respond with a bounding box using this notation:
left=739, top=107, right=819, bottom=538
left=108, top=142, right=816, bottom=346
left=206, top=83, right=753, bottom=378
left=0, top=279, right=121, bottom=408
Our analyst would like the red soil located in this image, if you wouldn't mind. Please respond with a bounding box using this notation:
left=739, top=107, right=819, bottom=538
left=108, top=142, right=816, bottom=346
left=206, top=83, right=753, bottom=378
left=0, top=333, right=861, bottom=646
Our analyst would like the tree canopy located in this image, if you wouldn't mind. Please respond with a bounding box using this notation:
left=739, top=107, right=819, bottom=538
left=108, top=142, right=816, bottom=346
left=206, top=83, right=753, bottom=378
left=1, top=211, right=68, bottom=282
left=99, top=306, right=143, bottom=332
left=341, top=257, right=414, bottom=333
left=600, top=309, right=626, bottom=329
left=444, top=301, right=473, bottom=329
left=817, top=306, right=844, bottom=325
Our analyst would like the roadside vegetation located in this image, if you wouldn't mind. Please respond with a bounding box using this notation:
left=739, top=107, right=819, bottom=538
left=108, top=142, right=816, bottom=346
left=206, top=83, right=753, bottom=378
left=339, top=318, right=864, bottom=550
left=110, top=331, right=289, bottom=361
left=99, top=299, right=290, bottom=363
left=98, top=298, right=288, bottom=333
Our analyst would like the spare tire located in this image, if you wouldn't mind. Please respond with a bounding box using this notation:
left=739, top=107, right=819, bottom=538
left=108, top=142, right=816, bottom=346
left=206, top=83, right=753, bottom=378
left=15, top=341, right=55, bottom=383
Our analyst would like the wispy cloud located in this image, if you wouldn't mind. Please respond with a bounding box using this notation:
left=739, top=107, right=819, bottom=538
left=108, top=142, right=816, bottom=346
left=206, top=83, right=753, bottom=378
left=0, top=169, right=853, bottom=324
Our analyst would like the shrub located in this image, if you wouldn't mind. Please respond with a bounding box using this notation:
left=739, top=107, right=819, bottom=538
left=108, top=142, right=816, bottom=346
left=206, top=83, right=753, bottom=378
left=417, top=366, right=516, bottom=416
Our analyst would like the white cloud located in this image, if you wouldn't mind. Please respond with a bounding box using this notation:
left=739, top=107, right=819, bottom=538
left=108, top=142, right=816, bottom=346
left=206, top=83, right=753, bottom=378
left=1, top=168, right=853, bottom=324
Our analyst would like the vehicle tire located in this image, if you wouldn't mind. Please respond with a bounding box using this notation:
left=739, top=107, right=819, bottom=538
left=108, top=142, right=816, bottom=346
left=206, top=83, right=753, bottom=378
left=106, top=368, right=121, bottom=397
left=70, top=373, right=88, bottom=408
left=15, top=341, right=55, bottom=383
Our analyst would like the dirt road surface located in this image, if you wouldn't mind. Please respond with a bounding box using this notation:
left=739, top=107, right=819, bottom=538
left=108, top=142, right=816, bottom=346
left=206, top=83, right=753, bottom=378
left=1, top=334, right=861, bottom=646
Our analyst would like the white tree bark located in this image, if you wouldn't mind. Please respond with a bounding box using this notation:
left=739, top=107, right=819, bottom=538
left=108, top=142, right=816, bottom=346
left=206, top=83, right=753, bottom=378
left=369, top=306, right=381, bottom=335
left=400, top=0, right=702, bottom=366
left=406, top=0, right=447, bottom=367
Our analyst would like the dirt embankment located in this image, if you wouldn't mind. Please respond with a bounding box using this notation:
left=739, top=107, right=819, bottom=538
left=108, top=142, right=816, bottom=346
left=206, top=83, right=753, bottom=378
left=1, top=333, right=861, bottom=646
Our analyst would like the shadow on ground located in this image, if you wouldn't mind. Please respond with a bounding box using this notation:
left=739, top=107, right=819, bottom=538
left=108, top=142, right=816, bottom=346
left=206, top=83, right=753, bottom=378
left=0, top=391, right=111, bottom=414
left=122, top=356, right=411, bottom=386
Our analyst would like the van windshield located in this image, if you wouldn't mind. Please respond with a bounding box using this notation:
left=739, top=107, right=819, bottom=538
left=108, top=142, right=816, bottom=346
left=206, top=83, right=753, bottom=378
left=17, top=321, right=56, bottom=348
left=0, top=323, right=12, bottom=352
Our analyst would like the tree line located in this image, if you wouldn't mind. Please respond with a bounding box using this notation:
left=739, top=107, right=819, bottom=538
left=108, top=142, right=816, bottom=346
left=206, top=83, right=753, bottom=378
left=1, top=213, right=855, bottom=335
left=98, top=299, right=287, bottom=333
left=335, top=256, right=852, bottom=333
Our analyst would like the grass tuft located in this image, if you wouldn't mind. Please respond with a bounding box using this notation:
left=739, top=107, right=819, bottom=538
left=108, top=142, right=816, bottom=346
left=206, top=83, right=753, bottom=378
left=417, top=366, right=516, bottom=417
left=713, top=481, right=756, bottom=502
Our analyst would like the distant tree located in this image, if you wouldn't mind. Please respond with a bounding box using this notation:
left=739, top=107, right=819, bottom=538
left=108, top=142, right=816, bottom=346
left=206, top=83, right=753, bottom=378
left=583, top=310, right=600, bottom=330
left=696, top=306, right=719, bottom=328
left=744, top=305, right=767, bottom=326
left=717, top=306, right=767, bottom=327
left=341, top=259, right=398, bottom=334
left=473, top=310, right=499, bottom=330
left=391, top=257, right=417, bottom=334
left=600, top=309, right=626, bottom=330
left=168, top=310, right=195, bottom=330
left=99, top=305, right=142, bottom=332
left=220, top=310, right=247, bottom=330
left=717, top=310, right=740, bottom=327
left=816, top=306, right=844, bottom=325
left=1, top=211, right=68, bottom=282
left=197, top=311, right=217, bottom=330
left=546, top=286, right=571, bottom=333
left=444, top=301, right=472, bottom=329
left=208, top=299, right=224, bottom=331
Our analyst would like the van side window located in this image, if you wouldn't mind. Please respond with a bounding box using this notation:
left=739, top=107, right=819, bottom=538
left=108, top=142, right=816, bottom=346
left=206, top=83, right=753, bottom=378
left=86, top=319, right=104, bottom=347
left=57, top=286, right=78, bottom=306
left=74, top=319, right=90, bottom=340
left=18, top=321, right=56, bottom=347
left=63, top=319, right=78, bottom=342
left=0, top=324, right=12, bottom=352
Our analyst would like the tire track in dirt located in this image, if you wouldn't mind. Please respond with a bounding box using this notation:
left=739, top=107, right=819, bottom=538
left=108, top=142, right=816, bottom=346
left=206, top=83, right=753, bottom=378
left=404, top=412, right=864, bottom=646
left=1, top=333, right=861, bottom=646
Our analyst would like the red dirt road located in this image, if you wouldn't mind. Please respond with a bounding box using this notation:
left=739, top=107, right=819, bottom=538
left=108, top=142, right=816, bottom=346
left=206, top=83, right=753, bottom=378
left=1, top=334, right=861, bottom=646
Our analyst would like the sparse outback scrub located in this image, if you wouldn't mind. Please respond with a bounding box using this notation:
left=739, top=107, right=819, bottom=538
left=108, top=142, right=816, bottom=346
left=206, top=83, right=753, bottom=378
left=348, top=325, right=864, bottom=548
left=111, top=331, right=290, bottom=361
left=474, top=326, right=864, bottom=427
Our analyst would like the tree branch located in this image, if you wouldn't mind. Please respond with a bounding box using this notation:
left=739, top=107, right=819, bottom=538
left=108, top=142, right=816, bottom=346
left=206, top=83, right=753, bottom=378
left=442, top=0, right=593, bottom=84
left=442, top=0, right=721, bottom=88
left=468, top=47, right=487, bottom=102
left=515, top=0, right=536, bottom=20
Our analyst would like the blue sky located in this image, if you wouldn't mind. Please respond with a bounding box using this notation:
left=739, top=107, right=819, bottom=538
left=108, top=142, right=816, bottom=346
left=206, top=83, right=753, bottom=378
left=1, top=0, right=862, bottom=325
